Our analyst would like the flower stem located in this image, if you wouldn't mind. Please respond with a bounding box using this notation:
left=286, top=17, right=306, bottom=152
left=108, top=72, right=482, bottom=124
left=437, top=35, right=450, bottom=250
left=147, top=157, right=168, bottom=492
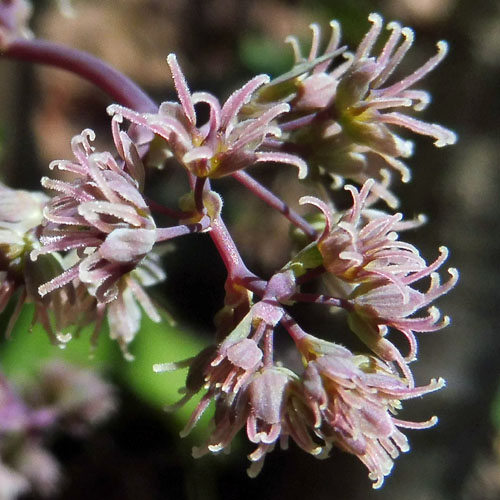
left=155, top=217, right=211, bottom=242
left=3, top=38, right=158, bottom=113
left=194, top=177, right=207, bottom=214
left=231, top=171, right=317, bottom=240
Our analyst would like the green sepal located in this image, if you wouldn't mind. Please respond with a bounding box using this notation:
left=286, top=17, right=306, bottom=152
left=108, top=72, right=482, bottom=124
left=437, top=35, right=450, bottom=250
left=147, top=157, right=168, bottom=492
left=283, top=241, right=323, bottom=278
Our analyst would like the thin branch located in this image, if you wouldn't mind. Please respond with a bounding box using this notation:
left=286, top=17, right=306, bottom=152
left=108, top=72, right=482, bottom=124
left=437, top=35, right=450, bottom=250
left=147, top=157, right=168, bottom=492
left=3, top=38, right=158, bottom=113
left=231, top=171, right=317, bottom=240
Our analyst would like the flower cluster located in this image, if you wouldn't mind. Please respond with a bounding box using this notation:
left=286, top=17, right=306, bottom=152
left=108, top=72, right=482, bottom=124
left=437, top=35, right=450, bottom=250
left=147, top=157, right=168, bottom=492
left=0, top=9, right=459, bottom=493
left=246, top=13, right=456, bottom=207
left=107, top=54, right=307, bottom=180
left=0, top=362, right=115, bottom=499
left=156, top=298, right=445, bottom=487
left=28, top=120, right=165, bottom=356
left=301, top=180, right=458, bottom=380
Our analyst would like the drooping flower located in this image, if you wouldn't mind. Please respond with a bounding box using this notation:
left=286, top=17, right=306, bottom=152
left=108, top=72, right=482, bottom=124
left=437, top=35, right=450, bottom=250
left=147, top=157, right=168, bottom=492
left=259, top=14, right=456, bottom=207
left=347, top=253, right=458, bottom=367
left=154, top=297, right=294, bottom=466
left=26, top=120, right=167, bottom=355
left=294, top=334, right=444, bottom=489
left=107, top=54, right=307, bottom=179
left=0, top=182, right=79, bottom=344
left=301, top=180, right=458, bottom=369
left=32, top=122, right=157, bottom=305
left=104, top=251, right=165, bottom=358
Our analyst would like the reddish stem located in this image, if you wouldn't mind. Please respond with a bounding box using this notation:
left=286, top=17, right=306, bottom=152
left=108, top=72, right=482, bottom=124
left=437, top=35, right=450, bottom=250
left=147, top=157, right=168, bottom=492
left=3, top=38, right=157, bottom=113
left=232, top=171, right=317, bottom=240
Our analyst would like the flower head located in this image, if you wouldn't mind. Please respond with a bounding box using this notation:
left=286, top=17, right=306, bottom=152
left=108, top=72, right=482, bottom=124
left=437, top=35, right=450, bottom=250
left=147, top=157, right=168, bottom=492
left=0, top=183, right=79, bottom=344
left=262, top=14, right=456, bottom=207
left=296, top=335, right=444, bottom=488
left=108, top=54, right=307, bottom=179
left=303, top=180, right=428, bottom=290
left=32, top=122, right=156, bottom=304
left=300, top=181, right=457, bottom=377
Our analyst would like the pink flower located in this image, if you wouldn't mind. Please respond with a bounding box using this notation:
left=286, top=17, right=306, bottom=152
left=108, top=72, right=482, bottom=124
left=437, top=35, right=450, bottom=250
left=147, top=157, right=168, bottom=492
left=301, top=181, right=458, bottom=371
left=304, top=180, right=429, bottom=291
left=108, top=54, right=307, bottom=179
left=27, top=122, right=166, bottom=355
left=347, top=250, right=458, bottom=367
left=32, top=123, right=156, bottom=304
left=297, top=336, right=444, bottom=488
left=274, top=14, right=456, bottom=207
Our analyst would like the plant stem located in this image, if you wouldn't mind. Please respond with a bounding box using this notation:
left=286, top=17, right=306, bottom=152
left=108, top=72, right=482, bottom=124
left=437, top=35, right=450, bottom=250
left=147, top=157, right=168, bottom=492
left=3, top=38, right=157, bottom=113
left=232, top=171, right=317, bottom=240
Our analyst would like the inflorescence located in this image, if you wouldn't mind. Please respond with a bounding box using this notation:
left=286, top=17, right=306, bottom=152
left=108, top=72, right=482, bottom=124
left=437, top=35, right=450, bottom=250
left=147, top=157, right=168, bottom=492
left=0, top=8, right=458, bottom=491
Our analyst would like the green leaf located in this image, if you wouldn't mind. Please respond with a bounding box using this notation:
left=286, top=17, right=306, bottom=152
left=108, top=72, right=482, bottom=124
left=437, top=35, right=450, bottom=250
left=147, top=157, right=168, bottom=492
left=0, top=304, right=119, bottom=377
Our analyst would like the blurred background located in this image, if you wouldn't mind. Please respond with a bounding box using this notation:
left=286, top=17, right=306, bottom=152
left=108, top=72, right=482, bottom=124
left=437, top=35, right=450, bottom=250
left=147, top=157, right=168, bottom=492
left=1, top=0, right=499, bottom=499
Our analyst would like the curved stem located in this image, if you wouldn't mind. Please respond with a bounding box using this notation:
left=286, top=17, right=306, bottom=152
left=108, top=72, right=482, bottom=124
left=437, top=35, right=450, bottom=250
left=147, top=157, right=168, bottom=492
left=280, top=311, right=308, bottom=344
left=231, top=171, right=317, bottom=240
left=3, top=38, right=158, bottom=113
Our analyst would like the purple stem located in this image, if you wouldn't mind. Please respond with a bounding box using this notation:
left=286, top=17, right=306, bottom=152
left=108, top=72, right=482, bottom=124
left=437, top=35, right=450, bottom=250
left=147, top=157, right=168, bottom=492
left=231, top=171, right=317, bottom=240
left=194, top=176, right=207, bottom=214
left=155, top=217, right=211, bottom=242
left=2, top=38, right=157, bottom=113
left=146, top=197, right=192, bottom=221
left=209, top=215, right=259, bottom=282
left=280, top=311, right=308, bottom=344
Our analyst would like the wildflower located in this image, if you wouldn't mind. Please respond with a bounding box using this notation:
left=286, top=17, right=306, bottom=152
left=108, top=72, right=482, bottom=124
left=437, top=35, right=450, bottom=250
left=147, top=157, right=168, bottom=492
left=244, top=366, right=295, bottom=477
left=268, top=14, right=456, bottom=207
left=154, top=307, right=266, bottom=436
left=334, top=13, right=456, bottom=156
left=347, top=253, right=458, bottom=367
left=26, top=120, right=169, bottom=354
left=303, top=180, right=429, bottom=291
left=32, top=123, right=156, bottom=304
left=108, top=54, right=307, bottom=180
left=296, top=334, right=444, bottom=489
left=301, top=180, right=458, bottom=369
left=0, top=183, right=77, bottom=344
left=154, top=298, right=290, bottom=465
